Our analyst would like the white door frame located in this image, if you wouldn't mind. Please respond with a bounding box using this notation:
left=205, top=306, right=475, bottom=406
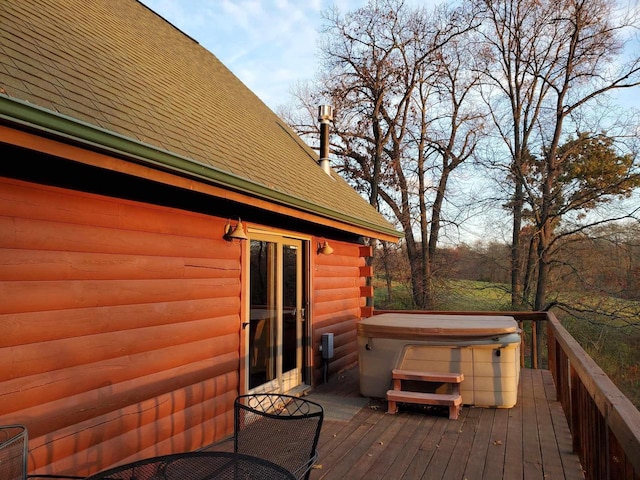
left=242, top=230, right=307, bottom=394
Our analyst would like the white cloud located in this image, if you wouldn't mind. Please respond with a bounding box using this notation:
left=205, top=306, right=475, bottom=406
left=141, top=0, right=328, bottom=109
left=143, top=0, right=639, bottom=113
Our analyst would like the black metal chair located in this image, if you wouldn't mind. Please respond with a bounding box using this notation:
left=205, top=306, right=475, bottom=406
left=27, top=476, right=84, bottom=479
left=0, top=423, right=83, bottom=480
left=83, top=451, right=295, bottom=480
left=0, top=424, right=28, bottom=480
left=234, top=394, right=324, bottom=480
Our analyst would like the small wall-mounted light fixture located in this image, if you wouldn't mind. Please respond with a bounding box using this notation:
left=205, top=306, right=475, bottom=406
left=317, top=240, right=334, bottom=255
left=223, top=218, right=248, bottom=241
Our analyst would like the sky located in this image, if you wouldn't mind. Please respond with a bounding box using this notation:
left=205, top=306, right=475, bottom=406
left=140, top=0, right=363, bottom=112
left=141, top=0, right=639, bottom=113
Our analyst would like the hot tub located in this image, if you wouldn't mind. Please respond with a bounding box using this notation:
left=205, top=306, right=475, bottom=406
left=357, top=313, right=521, bottom=407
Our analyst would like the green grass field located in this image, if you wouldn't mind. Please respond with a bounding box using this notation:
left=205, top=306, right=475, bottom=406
left=374, top=278, right=512, bottom=311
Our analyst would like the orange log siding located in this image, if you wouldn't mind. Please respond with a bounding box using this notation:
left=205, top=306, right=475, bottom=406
left=312, top=239, right=372, bottom=383
left=0, top=177, right=242, bottom=476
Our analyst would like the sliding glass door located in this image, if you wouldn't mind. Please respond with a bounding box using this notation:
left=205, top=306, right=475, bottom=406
left=247, top=233, right=303, bottom=393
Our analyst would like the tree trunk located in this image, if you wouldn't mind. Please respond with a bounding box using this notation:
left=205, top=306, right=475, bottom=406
left=382, top=241, right=393, bottom=303
left=406, top=241, right=427, bottom=309
left=534, top=232, right=549, bottom=311
left=522, top=232, right=538, bottom=307
left=511, top=178, right=525, bottom=309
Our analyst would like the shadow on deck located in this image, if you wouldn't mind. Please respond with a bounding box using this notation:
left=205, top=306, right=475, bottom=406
left=304, top=367, right=584, bottom=480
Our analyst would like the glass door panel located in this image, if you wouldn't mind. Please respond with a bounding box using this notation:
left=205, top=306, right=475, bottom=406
left=249, top=240, right=277, bottom=390
left=282, top=244, right=301, bottom=390
left=247, top=235, right=303, bottom=393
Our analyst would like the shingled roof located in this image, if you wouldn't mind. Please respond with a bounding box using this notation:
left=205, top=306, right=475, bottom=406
left=0, top=0, right=399, bottom=240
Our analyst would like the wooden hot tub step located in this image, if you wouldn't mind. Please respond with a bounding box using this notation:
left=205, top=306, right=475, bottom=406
left=387, top=368, right=465, bottom=419
left=391, top=369, right=464, bottom=385
left=386, top=390, right=463, bottom=418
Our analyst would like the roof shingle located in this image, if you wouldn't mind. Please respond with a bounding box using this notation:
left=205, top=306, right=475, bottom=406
left=0, top=0, right=399, bottom=238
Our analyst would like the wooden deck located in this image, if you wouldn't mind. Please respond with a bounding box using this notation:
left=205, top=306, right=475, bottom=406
left=303, top=367, right=584, bottom=480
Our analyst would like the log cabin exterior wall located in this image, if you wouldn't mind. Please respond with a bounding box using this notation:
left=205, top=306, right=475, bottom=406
left=0, top=176, right=242, bottom=475
left=0, top=173, right=378, bottom=476
left=0, top=2, right=399, bottom=475
left=311, top=241, right=372, bottom=383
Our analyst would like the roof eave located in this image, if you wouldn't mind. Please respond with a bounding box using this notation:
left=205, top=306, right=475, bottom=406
left=0, top=95, right=402, bottom=241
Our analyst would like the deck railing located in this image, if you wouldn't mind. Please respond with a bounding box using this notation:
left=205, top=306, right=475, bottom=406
left=373, top=310, right=640, bottom=480
left=546, top=311, right=640, bottom=480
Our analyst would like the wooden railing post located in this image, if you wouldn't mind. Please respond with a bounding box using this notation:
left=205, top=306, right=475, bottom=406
left=547, top=321, right=556, bottom=385
left=570, top=363, right=580, bottom=454
left=532, top=319, right=538, bottom=369
left=518, top=321, right=525, bottom=368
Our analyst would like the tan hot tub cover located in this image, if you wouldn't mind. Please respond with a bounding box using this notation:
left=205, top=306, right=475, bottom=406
left=357, top=313, right=520, bottom=338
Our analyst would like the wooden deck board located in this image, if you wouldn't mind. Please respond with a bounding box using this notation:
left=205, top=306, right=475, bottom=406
left=463, top=408, right=496, bottom=480
left=396, top=416, right=446, bottom=480
left=305, top=367, right=584, bottom=480
left=533, top=369, right=566, bottom=479
left=481, top=407, right=509, bottom=479
left=330, top=412, right=394, bottom=479
left=363, top=415, right=412, bottom=478
left=344, top=414, right=400, bottom=478
left=377, top=414, right=435, bottom=479
left=542, top=369, right=585, bottom=480
left=503, top=372, right=524, bottom=479
left=312, top=406, right=378, bottom=478
left=440, top=406, right=480, bottom=479
left=352, top=412, right=410, bottom=479
left=522, top=370, right=544, bottom=478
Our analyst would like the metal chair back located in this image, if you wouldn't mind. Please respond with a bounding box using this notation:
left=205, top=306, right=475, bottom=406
left=27, top=476, right=84, bottom=479
left=234, top=394, right=324, bottom=480
left=0, top=424, right=28, bottom=480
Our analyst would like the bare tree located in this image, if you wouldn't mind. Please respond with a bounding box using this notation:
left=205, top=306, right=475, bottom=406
left=474, top=0, right=640, bottom=310
left=413, top=29, right=487, bottom=306
left=552, top=221, right=640, bottom=304
left=287, top=0, right=482, bottom=308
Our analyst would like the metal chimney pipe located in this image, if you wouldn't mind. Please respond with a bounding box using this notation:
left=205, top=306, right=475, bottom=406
left=318, top=105, right=334, bottom=175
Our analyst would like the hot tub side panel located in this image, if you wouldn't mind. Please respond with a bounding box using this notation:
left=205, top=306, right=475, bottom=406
left=397, top=343, right=520, bottom=408
left=357, top=335, right=404, bottom=398
left=399, top=345, right=475, bottom=403
left=358, top=336, right=521, bottom=407
left=470, top=343, right=520, bottom=407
